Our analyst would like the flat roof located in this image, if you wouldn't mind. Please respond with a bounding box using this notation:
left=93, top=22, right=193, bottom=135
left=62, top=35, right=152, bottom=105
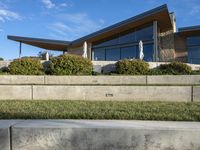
left=178, top=25, right=200, bottom=37
left=8, top=35, right=71, bottom=51
left=71, top=4, right=173, bottom=47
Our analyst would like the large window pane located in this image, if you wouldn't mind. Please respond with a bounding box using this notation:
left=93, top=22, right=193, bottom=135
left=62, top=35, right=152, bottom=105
left=106, top=48, right=120, bottom=61
left=143, top=44, right=154, bottom=62
left=188, top=46, right=200, bottom=64
left=93, top=36, right=119, bottom=48
left=93, top=25, right=153, bottom=48
left=136, top=25, right=153, bottom=41
left=187, top=36, right=200, bottom=64
left=187, top=36, right=200, bottom=46
left=93, top=48, right=105, bottom=60
left=121, top=46, right=137, bottom=59
left=119, top=31, right=136, bottom=44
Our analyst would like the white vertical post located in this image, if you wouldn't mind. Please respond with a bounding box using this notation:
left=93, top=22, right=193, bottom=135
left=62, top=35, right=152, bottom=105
left=83, top=41, right=88, bottom=58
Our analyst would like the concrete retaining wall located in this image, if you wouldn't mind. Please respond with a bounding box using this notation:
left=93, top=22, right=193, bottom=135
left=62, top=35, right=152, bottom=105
left=0, top=85, right=32, bottom=100
left=147, top=75, right=200, bottom=85
left=45, top=76, right=146, bottom=85
left=0, top=85, right=192, bottom=101
left=0, top=75, right=200, bottom=85
left=193, top=86, right=200, bottom=102
left=0, top=75, right=199, bottom=101
left=1, top=120, right=200, bottom=150
left=32, top=85, right=192, bottom=102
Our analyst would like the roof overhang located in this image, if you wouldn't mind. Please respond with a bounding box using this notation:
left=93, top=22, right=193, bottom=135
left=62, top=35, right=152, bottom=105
left=71, top=4, right=173, bottom=47
left=178, top=26, right=200, bottom=37
left=7, top=4, right=173, bottom=50
left=7, top=35, right=71, bottom=51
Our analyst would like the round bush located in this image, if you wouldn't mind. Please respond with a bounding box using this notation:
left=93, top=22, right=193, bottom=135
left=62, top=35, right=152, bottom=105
left=0, top=57, right=3, bottom=61
left=9, top=58, right=44, bottom=75
left=49, top=54, right=93, bottom=75
left=159, top=62, right=192, bottom=75
left=116, top=59, right=149, bottom=75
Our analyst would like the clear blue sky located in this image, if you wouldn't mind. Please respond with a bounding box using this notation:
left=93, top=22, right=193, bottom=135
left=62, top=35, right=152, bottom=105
left=0, top=0, right=200, bottom=60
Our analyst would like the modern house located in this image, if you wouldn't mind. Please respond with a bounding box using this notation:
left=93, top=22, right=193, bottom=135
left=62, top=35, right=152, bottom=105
left=8, top=4, right=200, bottom=64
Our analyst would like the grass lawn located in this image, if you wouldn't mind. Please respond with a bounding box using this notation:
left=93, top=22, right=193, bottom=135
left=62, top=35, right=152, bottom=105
left=0, top=100, right=199, bottom=121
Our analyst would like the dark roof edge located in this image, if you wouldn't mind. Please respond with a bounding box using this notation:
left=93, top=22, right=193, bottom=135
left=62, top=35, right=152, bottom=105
left=71, top=4, right=170, bottom=45
left=179, top=25, right=200, bottom=32
left=7, top=35, right=71, bottom=45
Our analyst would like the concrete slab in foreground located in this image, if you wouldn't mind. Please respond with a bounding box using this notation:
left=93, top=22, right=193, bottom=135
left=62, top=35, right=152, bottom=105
left=11, top=120, right=200, bottom=150
left=0, top=120, right=22, bottom=150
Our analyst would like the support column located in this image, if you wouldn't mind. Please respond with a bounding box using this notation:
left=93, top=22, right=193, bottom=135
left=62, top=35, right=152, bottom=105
left=87, top=43, right=92, bottom=60
left=153, top=21, right=158, bottom=62
left=19, top=42, right=22, bottom=58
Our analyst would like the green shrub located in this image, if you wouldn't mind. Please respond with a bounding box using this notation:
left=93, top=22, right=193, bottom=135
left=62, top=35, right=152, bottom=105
left=147, top=68, right=164, bottom=75
left=49, top=54, right=93, bottom=75
left=116, top=59, right=149, bottom=75
left=9, top=58, right=44, bottom=75
left=0, top=57, right=3, bottom=61
left=158, top=62, right=192, bottom=75
left=191, top=70, right=200, bottom=75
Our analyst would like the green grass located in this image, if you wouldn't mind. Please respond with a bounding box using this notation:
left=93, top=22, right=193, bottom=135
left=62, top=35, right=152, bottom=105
left=0, top=100, right=200, bottom=121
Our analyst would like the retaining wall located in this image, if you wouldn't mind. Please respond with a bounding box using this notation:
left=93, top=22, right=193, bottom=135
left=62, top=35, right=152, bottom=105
left=0, top=75, right=200, bottom=101
left=1, top=120, right=200, bottom=150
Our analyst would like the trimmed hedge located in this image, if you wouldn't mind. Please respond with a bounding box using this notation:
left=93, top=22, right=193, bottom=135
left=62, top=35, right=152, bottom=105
left=156, top=62, right=192, bottom=75
left=9, top=58, right=44, bottom=75
left=49, top=54, right=93, bottom=75
left=116, top=59, right=149, bottom=75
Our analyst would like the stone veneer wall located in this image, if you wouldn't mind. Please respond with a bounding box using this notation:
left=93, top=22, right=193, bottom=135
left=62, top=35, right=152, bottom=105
left=67, top=43, right=92, bottom=60
left=158, top=30, right=175, bottom=62
left=67, top=46, right=83, bottom=56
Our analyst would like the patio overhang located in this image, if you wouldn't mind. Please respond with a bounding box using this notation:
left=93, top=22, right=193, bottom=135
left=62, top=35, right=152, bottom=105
left=7, top=35, right=71, bottom=51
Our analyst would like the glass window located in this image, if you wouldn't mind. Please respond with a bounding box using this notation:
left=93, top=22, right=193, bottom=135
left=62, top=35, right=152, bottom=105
left=187, top=36, right=200, bottom=64
left=188, top=47, right=200, bottom=58
left=93, top=25, right=153, bottom=48
left=119, top=31, right=136, bottom=44
left=106, top=48, right=120, bottom=61
left=93, top=36, right=119, bottom=48
left=187, top=36, right=200, bottom=46
left=121, top=46, right=137, bottom=59
left=188, top=46, right=200, bottom=64
left=93, top=48, right=105, bottom=60
left=136, top=25, right=153, bottom=41
left=143, top=44, right=154, bottom=62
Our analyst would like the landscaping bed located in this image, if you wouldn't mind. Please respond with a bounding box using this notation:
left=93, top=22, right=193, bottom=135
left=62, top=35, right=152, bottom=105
left=0, top=100, right=199, bottom=121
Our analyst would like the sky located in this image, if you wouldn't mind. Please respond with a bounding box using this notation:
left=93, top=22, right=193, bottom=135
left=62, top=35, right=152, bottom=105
left=0, top=0, right=200, bottom=60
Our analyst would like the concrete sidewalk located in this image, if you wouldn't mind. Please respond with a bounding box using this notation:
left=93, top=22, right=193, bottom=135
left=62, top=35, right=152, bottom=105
left=1, top=120, right=200, bottom=150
